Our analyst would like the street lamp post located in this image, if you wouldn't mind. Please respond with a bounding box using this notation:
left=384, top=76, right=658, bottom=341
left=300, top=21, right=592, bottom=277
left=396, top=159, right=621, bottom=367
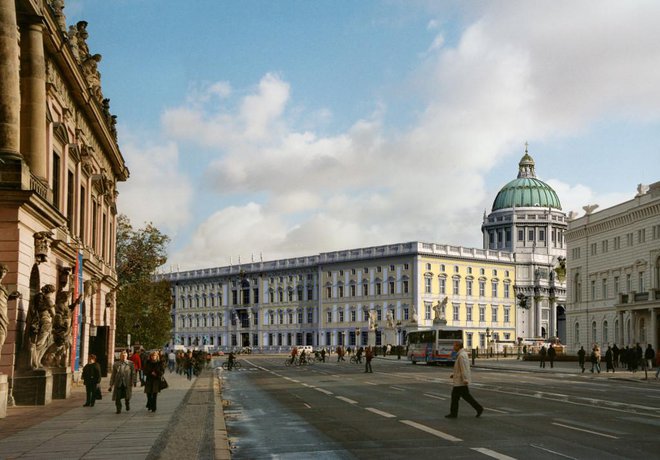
left=355, top=327, right=361, bottom=347
left=485, top=327, right=491, bottom=358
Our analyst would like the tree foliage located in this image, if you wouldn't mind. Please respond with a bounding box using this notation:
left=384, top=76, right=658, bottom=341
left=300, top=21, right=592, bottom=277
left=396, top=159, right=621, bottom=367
left=115, top=215, right=172, bottom=349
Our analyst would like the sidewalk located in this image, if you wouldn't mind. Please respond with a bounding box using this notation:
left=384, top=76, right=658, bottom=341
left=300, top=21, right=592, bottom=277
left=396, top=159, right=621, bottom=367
left=0, top=367, right=231, bottom=459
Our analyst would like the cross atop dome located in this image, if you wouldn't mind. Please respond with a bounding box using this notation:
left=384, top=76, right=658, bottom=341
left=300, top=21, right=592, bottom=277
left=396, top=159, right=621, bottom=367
left=517, top=143, right=536, bottom=179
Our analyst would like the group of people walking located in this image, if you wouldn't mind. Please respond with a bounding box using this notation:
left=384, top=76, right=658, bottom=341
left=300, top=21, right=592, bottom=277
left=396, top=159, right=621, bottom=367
left=577, top=343, right=659, bottom=377
left=81, top=348, right=171, bottom=414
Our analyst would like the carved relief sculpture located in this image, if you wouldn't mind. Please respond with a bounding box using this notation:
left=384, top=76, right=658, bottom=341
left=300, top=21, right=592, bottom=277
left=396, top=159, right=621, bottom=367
left=44, top=289, right=81, bottom=367
left=0, top=264, right=21, bottom=362
left=33, top=231, right=53, bottom=264
left=27, top=284, right=56, bottom=369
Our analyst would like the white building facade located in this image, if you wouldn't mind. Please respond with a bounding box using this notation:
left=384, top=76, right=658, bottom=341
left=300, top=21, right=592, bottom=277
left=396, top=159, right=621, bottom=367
left=565, top=182, right=660, bottom=351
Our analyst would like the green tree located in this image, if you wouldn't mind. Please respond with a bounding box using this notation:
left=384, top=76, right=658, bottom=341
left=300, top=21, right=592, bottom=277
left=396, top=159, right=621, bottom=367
left=115, top=215, right=172, bottom=349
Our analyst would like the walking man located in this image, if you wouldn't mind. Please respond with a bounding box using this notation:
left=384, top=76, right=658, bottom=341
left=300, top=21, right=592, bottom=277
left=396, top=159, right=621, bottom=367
left=364, top=346, right=374, bottom=373
left=539, top=345, right=547, bottom=368
left=548, top=344, right=556, bottom=368
left=577, top=346, right=586, bottom=373
left=445, top=341, right=483, bottom=419
left=108, top=350, right=136, bottom=414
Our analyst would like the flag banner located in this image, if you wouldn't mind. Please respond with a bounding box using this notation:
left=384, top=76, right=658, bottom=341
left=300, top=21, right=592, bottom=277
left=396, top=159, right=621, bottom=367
left=70, top=251, right=84, bottom=371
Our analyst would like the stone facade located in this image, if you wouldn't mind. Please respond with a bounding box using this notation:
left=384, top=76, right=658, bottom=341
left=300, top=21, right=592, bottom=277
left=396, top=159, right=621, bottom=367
left=0, top=0, right=127, bottom=413
left=565, top=182, right=660, bottom=352
left=159, top=242, right=517, bottom=353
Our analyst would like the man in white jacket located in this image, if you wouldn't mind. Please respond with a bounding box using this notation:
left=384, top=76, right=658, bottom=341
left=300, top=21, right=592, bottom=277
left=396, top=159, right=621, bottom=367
left=446, top=341, right=483, bottom=418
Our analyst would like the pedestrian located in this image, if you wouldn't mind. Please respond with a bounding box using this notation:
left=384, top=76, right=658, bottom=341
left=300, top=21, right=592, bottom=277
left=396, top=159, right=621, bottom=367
left=143, top=350, right=163, bottom=412
left=539, top=345, right=547, bottom=368
left=167, top=350, right=176, bottom=373
left=547, top=344, right=556, bottom=368
left=577, top=346, right=586, bottom=373
left=445, top=341, right=483, bottom=419
left=590, top=344, right=601, bottom=373
left=365, top=346, right=374, bottom=373
left=320, top=348, right=326, bottom=362
left=356, top=346, right=363, bottom=364
left=612, top=344, right=620, bottom=368
left=644, top=344, right=655, bottom=371
left=82, top=354, right=101, bottom=407
left=129, top=349, right=142, bottom=387
left=605, top=346, right=614, bottom=373
left=184, top=350, right=195, bottom=380
left=655, top=349, right=660, bottom=380
left=108, top=350, right=136, bottom=414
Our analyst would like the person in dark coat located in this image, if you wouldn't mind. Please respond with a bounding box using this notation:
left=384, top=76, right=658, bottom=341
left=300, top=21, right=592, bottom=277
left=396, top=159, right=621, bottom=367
left=82, top=354, right=101, bottom=407
left=547, top=344, right=556, bottom=368
left=143, top=350, right=164, bottom=412
left=605, top=346, right=614, bottom=373
left=577, top=346, right=586, bottom=373
left=539, top=346, right=547, bottom=368
left=364, top=346, right=374, bottom=373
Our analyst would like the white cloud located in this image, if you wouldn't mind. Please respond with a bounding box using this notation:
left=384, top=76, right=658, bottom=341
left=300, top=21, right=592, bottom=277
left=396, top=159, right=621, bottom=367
left=116, top=139, right=193, bottom=234
left=159, top=2, right=660, bottom=268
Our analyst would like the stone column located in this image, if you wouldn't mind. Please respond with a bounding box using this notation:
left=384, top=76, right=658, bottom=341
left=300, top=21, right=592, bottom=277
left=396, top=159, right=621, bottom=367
left=19, top=19, right=48, bottom=181
left=0, top=1, right=21, bottom=159
left=650, top=308, right=657, bottom=350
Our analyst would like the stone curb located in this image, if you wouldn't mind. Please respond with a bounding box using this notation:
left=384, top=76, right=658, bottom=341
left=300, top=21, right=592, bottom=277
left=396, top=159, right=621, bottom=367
left=214, top=368, right=232, bottom=460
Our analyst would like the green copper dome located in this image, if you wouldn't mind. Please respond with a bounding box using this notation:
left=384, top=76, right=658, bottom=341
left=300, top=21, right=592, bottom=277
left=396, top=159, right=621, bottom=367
left=491, top=150, right=562, bottom=211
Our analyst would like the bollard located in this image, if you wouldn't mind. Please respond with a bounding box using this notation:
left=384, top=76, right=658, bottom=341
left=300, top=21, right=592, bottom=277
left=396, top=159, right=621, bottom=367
left=471, top=349, right=476, bottom=366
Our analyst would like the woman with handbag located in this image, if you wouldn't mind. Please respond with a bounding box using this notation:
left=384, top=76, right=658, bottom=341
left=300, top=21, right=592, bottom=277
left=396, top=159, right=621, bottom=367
left=82, top=354, right=101, bottom=407
left=143, top=351, right=164, bottom=412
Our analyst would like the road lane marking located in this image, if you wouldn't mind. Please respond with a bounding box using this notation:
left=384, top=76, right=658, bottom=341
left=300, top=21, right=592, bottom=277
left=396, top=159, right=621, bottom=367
left=336, top=396, right=358, bottom=404
left=400, top=420, right=461, bottom=442
left=485, top=407, right=507, bottom=413
left=552, top=422, right=619, bottom=439
left=365, top=407, right=396, bottom=418
left=364, top=381, right=378, bottom=385
left=314, top=387, right=333, bottom=395
left=471, top=447, right=517, bottom=459
left=530, top=444, right=578, bottom=459
left=301, top=383, right=312, bottom=387
left=424, top=393, right=446, bottom=400
left=304, top=403, right=312, bottom=409
left=390, top=386, right=405, bottom=391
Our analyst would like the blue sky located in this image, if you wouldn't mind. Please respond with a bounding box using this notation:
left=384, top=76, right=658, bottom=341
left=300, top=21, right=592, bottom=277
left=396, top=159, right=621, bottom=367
left=65, top=1, right=660, bottom=270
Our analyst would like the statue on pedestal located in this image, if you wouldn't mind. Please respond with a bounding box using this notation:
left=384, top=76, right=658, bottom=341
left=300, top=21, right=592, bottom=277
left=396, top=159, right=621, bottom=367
left=0, top=264, right=21, bottom=362
left=26, top=284, right=56, bottom=369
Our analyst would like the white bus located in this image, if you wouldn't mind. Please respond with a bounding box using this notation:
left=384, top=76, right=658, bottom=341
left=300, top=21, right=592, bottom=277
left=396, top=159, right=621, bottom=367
left=406, top=327, right=463, bottom=365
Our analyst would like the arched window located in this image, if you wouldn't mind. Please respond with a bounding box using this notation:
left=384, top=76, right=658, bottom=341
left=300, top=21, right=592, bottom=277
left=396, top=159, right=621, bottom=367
left=614, top=319, right=619, bottom=344
left=574, top=273, right=581, bottom=302
left=639, top=318, right=646, bottom=343
left=602, top=320, right=608, bottom=345
left=591, top=321, right=597, bottom=344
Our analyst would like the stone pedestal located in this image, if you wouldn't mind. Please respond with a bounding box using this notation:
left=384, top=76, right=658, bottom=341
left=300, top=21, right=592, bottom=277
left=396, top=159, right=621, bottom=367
left=0, top=373, right=8, bottom=418
left=11, top=369, right=52, bottom=406
left=368, top=331, right=376, bottom=347
left=51, top=367, right=72, bottom=399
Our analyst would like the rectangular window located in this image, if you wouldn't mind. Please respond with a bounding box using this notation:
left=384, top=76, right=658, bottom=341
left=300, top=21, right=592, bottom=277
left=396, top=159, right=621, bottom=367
left=307, top=287, right=313, bottom=300
left=350, top=284, right=356, bottom=297
left=389, top=281, right=395, bottom=294
left=504, top=307, right=510, bottom=323
left=591, top=242, right=597, bottom=256
left=338, top=286, right=344, bottom=298
left=326, top=287, right=331, bottom=298
left=338, top=310, right=344, bottom=322
left=79, top=186, right=86, bottom=242
left=453, top=305, right=459, bottom=321
left=614, top=236, right=621, bottom=250
left=626, top=274, right=632, bottom=293
left=66, top=170, right=75, bottom=233
left=425, top=304, right=431, bottom=320
left=479, top=306, right=485, bottom=322
left=52, top=152, right=61, bottom=210
left=491, top=306, right=498, bottom=322
left=403, top=308, right=409, bottom=320
left=591, top=280, right=596, bottom=299
left=453, top=278, right=460, bottom=294
left=350, top=310, right=356, bottom=322
left=298, top=311, right=303, bottom=324
left=638, top=228, right=646, bottom=243
left=479, top=281, right=485, bottom=297
left=466, top=280, right=473, bottom=296
left=602, top=279, right=607, bottom=299
left=362, top=282, right=369, bottom=296
left=518, top=229, right=524, bottom=241
left=326, top=311, right=332, bottom=323
left=466, top=305, right=473, bottom=322
left=404, top=264, right=409, bottom=270
left=639, top=272, right=645, bottom=292
left=403, top=280, right=409, bottom=294
left=504, top=283, right=510, bottom=299
left=539, top=229, right=545, bottom=242
left=528, top=229, right=534, bottom=241
left=491, top=281, right=498, bottom=298
left=654, top=225, right=660, bottom=240
left=307, top=309, right=313, bottom=323
left=626, top=233, right=633, bottom=246
left=425, top=278, right=432, bottom=294
left=376, top=283, right=382, bottom=295
left=602, top=240, right=608, bottom=253
left=439, top=278, right=446, bottom=295
left=614, top=276, right=619, bottom=294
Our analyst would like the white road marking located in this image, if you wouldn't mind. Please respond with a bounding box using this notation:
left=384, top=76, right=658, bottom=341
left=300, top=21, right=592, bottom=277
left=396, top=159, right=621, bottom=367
left=530, top=444, right=579, bottom=459
left=304, top=403, right=312, bottom=409
left=390, top=386, right=405, bottom=391
left=336, top=396, right=358, bottom=404
left=424, top=393, right=446, bottom=400
left=365, top=407, right=396, bottom=418
left=552, top=422, right=619, bottom=439
left=471, top=447, right=517, bottom=459
left=485, top=407, right=507, bottom=413
left=365, top=381, right=378, bottom=386
left=290, top=379, right=300, bottom=383
left=400, top=420, right=461, bottom=442
left=301, top=383, right=312, bottom=387
left=314, top=387, right=333, bottom=395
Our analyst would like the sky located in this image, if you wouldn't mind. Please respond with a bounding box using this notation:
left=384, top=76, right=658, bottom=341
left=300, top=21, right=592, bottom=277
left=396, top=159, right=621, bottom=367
left=65, top=0, right=660, bottom=271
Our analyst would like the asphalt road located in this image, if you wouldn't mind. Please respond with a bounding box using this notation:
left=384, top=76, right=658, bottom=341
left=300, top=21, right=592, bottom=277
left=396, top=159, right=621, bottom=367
left=221, top=356, right=660, bottom=459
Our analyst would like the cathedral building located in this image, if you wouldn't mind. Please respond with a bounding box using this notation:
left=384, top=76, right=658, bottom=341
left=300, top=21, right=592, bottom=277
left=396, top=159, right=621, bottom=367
left=0, top=1, right=127, bottom=415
